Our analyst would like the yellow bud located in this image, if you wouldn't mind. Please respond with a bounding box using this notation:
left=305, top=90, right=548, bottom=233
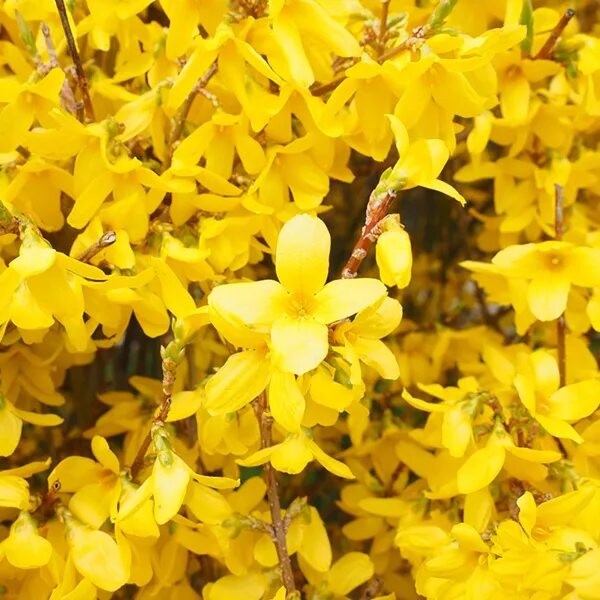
left=376, top=229, right=412, bottom=289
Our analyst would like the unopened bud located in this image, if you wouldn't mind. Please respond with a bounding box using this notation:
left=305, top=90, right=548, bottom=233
left=376, top=226, right=412, bottom=289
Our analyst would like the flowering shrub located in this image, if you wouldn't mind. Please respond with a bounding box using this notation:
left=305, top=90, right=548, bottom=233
left=1, top=0, right=600, bottom=598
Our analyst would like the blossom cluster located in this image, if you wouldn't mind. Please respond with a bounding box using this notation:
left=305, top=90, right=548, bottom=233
left=1, top=0, right=600, bottom=599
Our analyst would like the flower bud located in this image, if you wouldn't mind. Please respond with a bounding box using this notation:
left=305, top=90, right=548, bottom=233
left=376, top=227, right=412, bottom=289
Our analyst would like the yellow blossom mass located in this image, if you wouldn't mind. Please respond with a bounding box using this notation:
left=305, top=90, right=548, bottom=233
left=1, top=1, right=600, bottom=599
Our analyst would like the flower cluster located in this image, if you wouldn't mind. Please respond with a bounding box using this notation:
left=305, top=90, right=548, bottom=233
left=1, top=0, right=600, bottom=599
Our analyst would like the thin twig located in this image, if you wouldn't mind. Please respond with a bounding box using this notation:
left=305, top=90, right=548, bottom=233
left=312, top=24, right=429, bottom=96
left=163, top=59, right=218, bottom=171
left=554, top=183, right=566, bottom=387
left=53, top=0, right=95, bottom=122
left=534, top=9, right=576, bottom=60
left=378, top=0, right=391, bottom=55
left=130, top=343, right=180, bottom=480
left=76, top=231, right=116, bottom=263
left=341, top=189, right=397, bottom=278
left=252, top=392, right=296, bottom=595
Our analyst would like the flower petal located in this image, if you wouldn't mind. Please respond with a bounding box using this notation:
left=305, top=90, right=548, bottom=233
left=275, top=214, right=330, bottom=297
left=546, top=380, right=600, bottom=422
left=312, top=279, right=386, bottom=324
left=271, top=435, right=313, bottom=474
left=209, top=280, right=288, bottom=332
left=456, top=445, right=505, bottom=494
left=153, top=453, right=191, bottom=524
left=268, top=370, right=305, bottom=433
left=205, top=350, right=271, bottom=415
left=308, top=440, right=355, bottom=479
left=328, top=552, right=374, bottom=596
left=271, top=316, right=328, bottom=375
left=0, top=404, right=22, bottom=457
left=527, top=274, right=570, bottom=321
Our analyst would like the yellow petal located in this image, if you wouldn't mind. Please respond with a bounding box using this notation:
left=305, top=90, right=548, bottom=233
left=312, top=279, right=386, bottom=324
left=185, top=482, right=232, bottom=525
left=402, top=389, right=448, bottom=413
left=0, top=402, right=22, bottom=457
left=275, top=214, right=330, bottom=297
left=353, top=337, right=400, bottom=380
left=456, top=445, right=505, bottom=494
left=11, top=247, right=56, bottom=277
left=516, top=491, right=536, bottom=537
left=565, top=247, right=600, bottom=287
left=298, top=506, right=332, bottom=572
left=442, top=405, right=472, bottom=458
left=69, top=523, right=128, bottom=592
left=206, top=573, right=266, bottom=600
left=546, top=380, right=600, bottom=422
left=4, top=511, right=52, bottom=569
left=0, top=475, right=30, bottom=509
left=536, top=413, right=582, bottom=443
left=270, top=435, right=313, bottom=474
left=527, top=273, right=570, bottom=321
left=152, top=453, right=191, bottom=524
left=167, top=390, right=203, bottom=422
left=205, top=350, right=270, bottom=415
left=268, top=370, right=305, bottom=432
left=209, top=280, right=287, bottom=332
left=271, top=316, right=328, bottom=375
left=91, top=436, right=120, bottom=474
left=530, top=351, right=560, bottom=397
left=328, top=552, right=374, bottom=595
left=151, top=258, right=196, bottom=318
left=501, top=69, right=530, bottom=123
left=308, top=440, right=355, bottom=479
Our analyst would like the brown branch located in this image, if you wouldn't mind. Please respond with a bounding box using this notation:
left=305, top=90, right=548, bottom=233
left=378, top=0, right=391, bottom=56
left=554, top=183, right=566, bottom=387
left=534, top=9, right=575, bottom=60
left=76, top=231, right=116, bottom=263
left=130, top=342, right=181, bottom=480
left=360, top=576, right=384, bottom=600
left=163, top=59, right=218, bottom=171
left=252, top=392, right=296, bottom=595
left=312, top=23, right=430, bottom=96
left=341, top=189, right=397, bottom=278
left=53, top=0, right=95, bottom=122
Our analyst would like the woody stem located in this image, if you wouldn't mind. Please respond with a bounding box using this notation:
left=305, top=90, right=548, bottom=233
left=554, top=183, right=566, bottom=388
left=252, top=392, right=296, bottom=595
left=535, top=9, right=575, bottom=60
left=341, top=188, right=396, bottom=279
left=130, top=347, right=178, bottom=480
left=53, top=0, right=95, bottom=122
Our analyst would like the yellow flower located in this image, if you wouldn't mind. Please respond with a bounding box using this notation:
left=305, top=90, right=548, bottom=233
left=48, top=436, right=122, bottom=529
left=0, top=227, right=107, bottom=349
left=61, top=508, right=129, bottom=592
left=1, top=510, right=52, bottom=569
left=238, top=428, right=354, bottom=479
left=334, top=296, right=403, bottom=384
left=490, top=241, right=600, bottom=321
left=384, top=115, right=466, bottom=204
left=117, top=426, right=237, bottom=526
left=0, top=392, right=62, bottom=457
left=209, top=214, right=386, bottom=375
left=514, top=350, right=600, bottom=442
left=0, top=68, right=65, bottom=153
